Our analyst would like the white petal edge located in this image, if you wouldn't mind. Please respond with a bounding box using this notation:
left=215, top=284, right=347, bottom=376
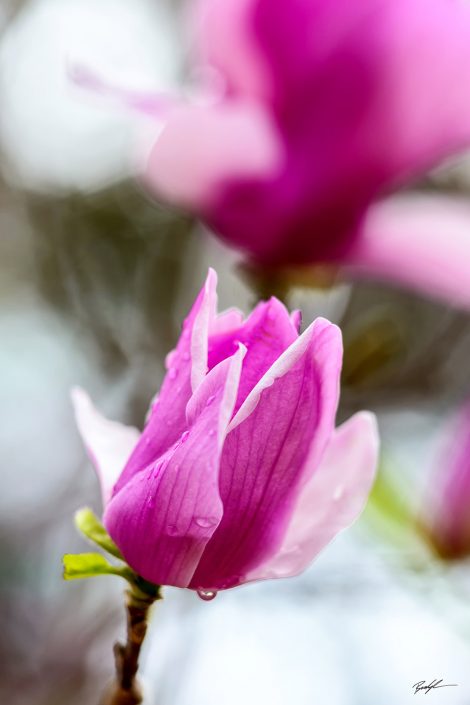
left=71, top=387, right=140, bottom=507
left=190, top=267, right=218, bottom=392
left=227, top=317, right=341, bottom=432
left=246, top=411, right=379, bottom=581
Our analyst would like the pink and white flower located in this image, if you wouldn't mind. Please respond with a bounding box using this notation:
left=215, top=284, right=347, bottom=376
left=143, top=0, right=470, bottom=307
left=73, top=270, right=378, bottom=591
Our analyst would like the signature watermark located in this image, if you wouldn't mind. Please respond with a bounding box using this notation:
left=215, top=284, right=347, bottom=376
left=413, top=680, right=458, bottom=695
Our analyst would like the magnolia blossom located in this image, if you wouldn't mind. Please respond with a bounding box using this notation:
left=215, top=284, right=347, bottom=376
left=428, top=403, right=470, bottom=561
left=142, top=0, right=470, bottom=308
left=72, top=270, right=378, bottom=591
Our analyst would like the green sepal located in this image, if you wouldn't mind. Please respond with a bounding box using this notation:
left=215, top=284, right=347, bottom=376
left=74, top=507, right=124, bottom=560
left=66, top=509, right=163, bottom=601
left=63, top=552, right=135, bottom=582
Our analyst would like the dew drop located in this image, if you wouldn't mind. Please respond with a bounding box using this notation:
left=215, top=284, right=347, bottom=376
left=197, top=589, right=218, bottom=602
left=206, top=395, right=216, bottom=406
left=165, top=350, right=177, bottom=368
left=169, top=368, right=178, bottom=380
left=194, top=516, right=218, bottom=529
left=267, top=306, right=277, bottom=321
left=181, top=431, right=190, bottom=443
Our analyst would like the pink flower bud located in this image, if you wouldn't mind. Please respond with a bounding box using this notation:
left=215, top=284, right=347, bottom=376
left=73, top=270, right=378, bottom=590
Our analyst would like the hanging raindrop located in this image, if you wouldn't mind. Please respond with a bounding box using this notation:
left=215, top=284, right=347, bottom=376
left=197, top=589, right=218, bottom=602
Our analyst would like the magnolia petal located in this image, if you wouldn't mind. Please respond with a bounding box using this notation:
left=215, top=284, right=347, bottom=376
left=246, top=412, right=379, bottom=581
left=199, top=0, right=470, bottom=184
left=210, top=307, right=245, bottom=336
left=70, top=64, right=178, bottom=118
left=345, top=195, right=470, bottom=309
left=193, top=0, right=271, bottom=99
left=104, top=346, right=245, bottom=588
left=290, top=309, right=302, bottom=333
left=113, top=269, right=217, bottom=494
left=208, top=297, right=299, bottom=413
left=190, top=318, right=342, bottom=590
left=175, top=0, right=470, bottom=267
left=429, top=402, right=470, bottom=559
left=145, top=101, right=283, bottom=211
left=71, top=387, right=140, bottom=507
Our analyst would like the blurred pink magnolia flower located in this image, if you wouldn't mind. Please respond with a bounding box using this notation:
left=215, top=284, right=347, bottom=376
left=428, top=402, right=470, bottom=560
left=72, top=270, right=378, bottom=591
left=141, top=0, right=470, bottom=307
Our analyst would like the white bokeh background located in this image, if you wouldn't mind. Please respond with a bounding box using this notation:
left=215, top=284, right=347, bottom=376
left=1, top=2, right=470, bottom=705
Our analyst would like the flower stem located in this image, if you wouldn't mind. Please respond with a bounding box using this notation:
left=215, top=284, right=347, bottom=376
left=101, top=584, right=161, bottom=705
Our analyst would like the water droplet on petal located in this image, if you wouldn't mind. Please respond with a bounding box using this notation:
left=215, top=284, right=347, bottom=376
left=194, top=516, right=218, bottom=529
left=267, top=306, right=277, bottom=321
left=197, top=589, right=218, bottom=602
left=181, top=431, right=190, bottom=443
left=169, top=368, right=178, bottom=380
left=165, top=350, right=177, bottom=368
left=206, top=395, right=216, bottom=406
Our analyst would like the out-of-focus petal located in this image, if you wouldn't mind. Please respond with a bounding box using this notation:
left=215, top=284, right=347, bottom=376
left=71, top=387, right=139, bottom=507
left=193, top=0, right=272, bottom=99
left=246, top=412, right=379, bottom=581
left=198, top=0, right=470, bottom=179
left=114, top=269, right=217, bottom=494
left=344, top=195, right=470, bottom=309
left=104, top=347, right=245, bottom=587
left=146, top=102, right=283, bottom=211
left=208, top=297, right=298, bottom=413
left=190, top=318, right=342, bottom=590
left=429, top=402, right=470, bottom=560
left=163, top=0, right=470, bottom=269
left=70, top=64, right=178, bottom=118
